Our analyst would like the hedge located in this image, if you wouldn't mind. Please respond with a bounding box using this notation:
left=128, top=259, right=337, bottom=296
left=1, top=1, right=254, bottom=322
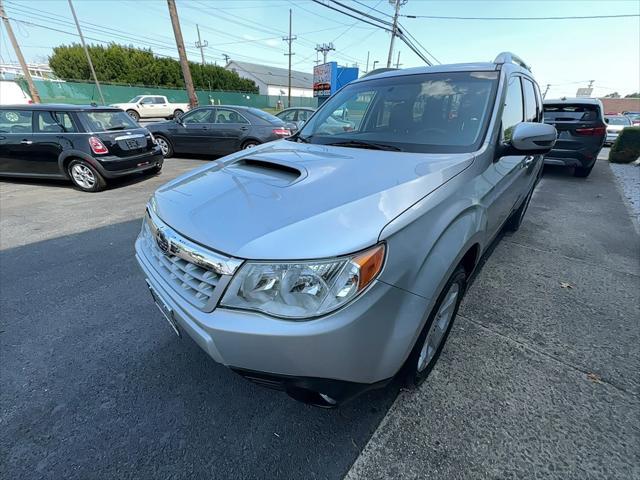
left=609, top=127, right=640, bottom=164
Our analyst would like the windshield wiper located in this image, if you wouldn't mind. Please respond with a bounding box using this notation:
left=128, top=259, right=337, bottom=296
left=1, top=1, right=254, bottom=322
left=326, top=140, right=402, bottom=151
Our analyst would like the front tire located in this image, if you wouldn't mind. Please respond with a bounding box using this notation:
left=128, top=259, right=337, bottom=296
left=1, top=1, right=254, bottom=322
left=154, top=135, right=173, bottom=158
left=401, top=265, right=467, bottom=387
left=68, top=159, right=106, bottom=192
left=126, top=109, right=140, bottom=122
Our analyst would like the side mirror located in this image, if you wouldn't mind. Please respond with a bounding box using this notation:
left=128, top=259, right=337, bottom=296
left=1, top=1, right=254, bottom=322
left=505, top=122, right=557, bottom=155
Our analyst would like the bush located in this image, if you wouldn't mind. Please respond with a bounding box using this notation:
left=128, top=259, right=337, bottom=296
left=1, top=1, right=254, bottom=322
left=609, top=127, right=640, bottom=164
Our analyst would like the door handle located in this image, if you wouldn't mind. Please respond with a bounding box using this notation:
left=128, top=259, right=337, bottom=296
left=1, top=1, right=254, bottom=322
left=20, top=139, right=33, bottom=145
left=240, top=126, right=249, bottom=131
left=523, top=156, right=535, bottom=167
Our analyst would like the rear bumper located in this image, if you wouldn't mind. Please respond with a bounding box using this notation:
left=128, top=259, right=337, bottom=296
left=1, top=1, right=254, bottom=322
left=95, top=147, right=164, bottom=178
left=544, top=147, right=600, bottom=168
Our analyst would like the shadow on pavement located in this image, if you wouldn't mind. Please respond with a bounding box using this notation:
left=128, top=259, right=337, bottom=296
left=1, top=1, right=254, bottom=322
left=0, top=219, right=398, bottom=480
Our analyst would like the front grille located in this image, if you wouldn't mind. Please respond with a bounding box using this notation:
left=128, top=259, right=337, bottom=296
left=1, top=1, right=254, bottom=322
left=139, top=212, right=242, bottom=311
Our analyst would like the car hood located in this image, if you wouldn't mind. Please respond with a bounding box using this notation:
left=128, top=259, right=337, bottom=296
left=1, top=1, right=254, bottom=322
left=150, top=140, right=474, bottom=260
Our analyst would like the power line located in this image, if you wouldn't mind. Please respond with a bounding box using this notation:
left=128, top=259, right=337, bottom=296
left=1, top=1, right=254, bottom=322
left=402, top=13, right=640, bottom=20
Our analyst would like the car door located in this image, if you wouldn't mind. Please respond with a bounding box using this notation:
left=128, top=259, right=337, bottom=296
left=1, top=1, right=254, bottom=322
left=154, top=96, right=170, bottom=117
left=485, top=75, right=529, bottom=238
left=137, top=97, right=156, bottom=118
left=30, top=111, right=78, bottom=175
left=0, top=109, right=35, bottom=174
left=169, top=108, right=215, bottom=154
left=520, top=77, right=544, bottom=191
left=208, top=108, right=250, bottom=154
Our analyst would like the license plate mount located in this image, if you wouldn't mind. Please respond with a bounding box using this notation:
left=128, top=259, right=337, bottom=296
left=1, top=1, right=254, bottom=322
left=147, top=282, right=181, bottom=337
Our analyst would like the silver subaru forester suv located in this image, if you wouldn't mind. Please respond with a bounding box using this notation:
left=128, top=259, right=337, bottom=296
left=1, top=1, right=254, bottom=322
left=135, top=53, right=556, bottom=406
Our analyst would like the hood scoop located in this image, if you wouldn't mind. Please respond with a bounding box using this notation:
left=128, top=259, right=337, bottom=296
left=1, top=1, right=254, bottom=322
left=225, top=158, right=305, bottom=186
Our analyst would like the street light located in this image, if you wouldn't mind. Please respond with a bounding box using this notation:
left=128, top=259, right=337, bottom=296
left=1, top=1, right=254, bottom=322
left=372, top=60, right=379, bottom=70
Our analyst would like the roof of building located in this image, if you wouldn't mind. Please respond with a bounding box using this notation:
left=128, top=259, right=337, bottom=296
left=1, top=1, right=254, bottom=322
left=226, top=61, right=313, bottom=90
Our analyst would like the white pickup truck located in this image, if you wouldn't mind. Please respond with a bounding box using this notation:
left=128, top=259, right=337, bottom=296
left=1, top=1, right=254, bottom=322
left=110, top=95, right=190, bottom=122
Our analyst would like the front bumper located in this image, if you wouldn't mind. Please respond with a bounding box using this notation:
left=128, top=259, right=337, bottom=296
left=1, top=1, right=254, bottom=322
left=135, top=234, right=429, bottom=390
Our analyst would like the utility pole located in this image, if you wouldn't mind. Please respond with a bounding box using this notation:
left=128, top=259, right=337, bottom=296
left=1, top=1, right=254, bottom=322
left=542, top=84, right=550, bottom=99
left=195, top=24, right=208, bottom=66
left=282, top=9, right=296, bottom=108
left=222, top=53, right=230, bottom=64
left=0, top=0, right=40, bottom=102
left=365, top=51, right=370, bottom=73
left=68, top=0, right=104, bottom=104
left=395, top=50, right=402, bottom=68
left=167, top=0, right=197, bottom=108
left=315, top=43, right=335, bottom=64
left=387, top=0, right=407, bottom=68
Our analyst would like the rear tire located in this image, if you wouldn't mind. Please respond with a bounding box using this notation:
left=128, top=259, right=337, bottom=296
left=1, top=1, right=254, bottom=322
left=401, top=265, right=467, bottom=387
left=126, top=109, right=140, bottom=122
left=574, top=164, right=594, bottom=178
left=68, top=159, right=106, bottom=192
left=154, top=134, right=173, bottom=158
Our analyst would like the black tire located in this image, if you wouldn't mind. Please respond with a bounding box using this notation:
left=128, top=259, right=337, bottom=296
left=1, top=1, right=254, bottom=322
left=173, top=109, right=184, bottom=119
left=574, top=164, right=594, bottom=178
left=242, top=140, right=260, bottom=149
left=401, top=265, right=467, bottom=387
left=150, top=164, right=162, bottom=175
left=126, top=109, right=140, bottom=122
left=67, top=159, right=106, bottom=192
left=154, top=134, right=173, bottom=158
left=504, top=185, right=534, bottom=232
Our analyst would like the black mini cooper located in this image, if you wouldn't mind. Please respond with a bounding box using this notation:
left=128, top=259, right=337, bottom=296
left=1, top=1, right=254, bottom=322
left=0, top=104, right=163, bottom=192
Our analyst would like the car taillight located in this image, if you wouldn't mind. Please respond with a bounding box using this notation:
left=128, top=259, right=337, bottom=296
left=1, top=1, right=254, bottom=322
left=89, top=136, right=109, bottom=154
left=272, top=128, right=291, bottom=136
left=575, top=126, right=606, bottom=136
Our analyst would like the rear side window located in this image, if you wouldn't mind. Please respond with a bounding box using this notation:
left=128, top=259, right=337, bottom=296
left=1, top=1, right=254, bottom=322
left=544, top=104, right=599, bottom=122
left=35, top=111, right=78, bottom=133
left=0, top=109, right=33, bottom=133
left=79, top=111, right=139, bottom=131
left=215, top=109, right=249, bottom=124
left=522, top=79, right=538, bottom=123
left=153, top=97, right=166, bottom=104
left=501, top=77, right=524, bottom=141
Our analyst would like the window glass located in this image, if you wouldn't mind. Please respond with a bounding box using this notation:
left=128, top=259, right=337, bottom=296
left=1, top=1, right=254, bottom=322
left=36, top=111, right=77, bottom=133
left=153, top=97, right=166, bottom=104
left=139, top=97, right=154, bottom=105
left=215, top=109, right=249, bottom=124
left=522, top=79, right=538, bottom=123
left=605, top=116, right=632, bottom=125
left=130, top=95, right=143, bottom=103
left=298, top=110, right=311, bottom=121
left=501, top=76, right=524, bottom=141
left=247, top=107, right=280, bottom=123
left=543, top=104, right=599, bottom=122
left=79, top=111, right=138, bottom=131
left=278, top=110, right=297, bottom=121
left=0, top=110, right=33, bottom=133
left=297, top=71, right=499, bottom=153
left=182, top=109, right=214, bottom=124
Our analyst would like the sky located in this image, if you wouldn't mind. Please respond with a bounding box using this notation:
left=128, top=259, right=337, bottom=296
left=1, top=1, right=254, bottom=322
left=1, top=0, right=638, bottom=98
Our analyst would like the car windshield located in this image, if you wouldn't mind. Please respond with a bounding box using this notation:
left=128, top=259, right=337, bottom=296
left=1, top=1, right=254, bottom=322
left=294, top=71, right=499, bottom=153
left=129, top=96, right=144, bottom=103
left=79, top=111, right=139, bottom=131
left=606, top=116, right=631, bottom=125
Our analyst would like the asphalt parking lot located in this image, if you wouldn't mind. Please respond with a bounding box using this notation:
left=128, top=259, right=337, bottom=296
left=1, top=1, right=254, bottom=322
left=1, top=152, right=639, bottom=479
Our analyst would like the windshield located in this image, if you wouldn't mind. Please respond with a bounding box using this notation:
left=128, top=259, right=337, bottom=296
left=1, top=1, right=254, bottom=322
left=543, top=104, right=600, bottom=122
left=79, top=111, right=139, bottom=131
left=294, top=71, right=499, bottom=153
left=129, top=96, right=144, bottom=103
left=606, top=116, right=632, bottom=126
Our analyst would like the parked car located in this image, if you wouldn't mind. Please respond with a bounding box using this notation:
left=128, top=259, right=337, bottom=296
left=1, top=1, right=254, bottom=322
left=135, top=52, right=556, bottom=406
left=0, top=80, right=32, bottom=105
left=146, top=106, right=291, bottom=157
left=604, top=114, right=633, bottom=145
left=0, top=104, right=163, bottom=192
left=543, top=98, right=606, bottom=177
left=623, top=111, right=640, bottom=126
left=110, top=95, right=190, bottom=122
left=275, top=107, right=315, bottom=131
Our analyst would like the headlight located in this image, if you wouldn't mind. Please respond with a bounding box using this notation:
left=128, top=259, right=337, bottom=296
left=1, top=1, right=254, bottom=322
left=220, top=244, right=385, bottom=319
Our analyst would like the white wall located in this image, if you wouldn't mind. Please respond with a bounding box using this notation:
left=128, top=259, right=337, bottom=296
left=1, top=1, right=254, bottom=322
left=266, top=85, right=313, bottom=98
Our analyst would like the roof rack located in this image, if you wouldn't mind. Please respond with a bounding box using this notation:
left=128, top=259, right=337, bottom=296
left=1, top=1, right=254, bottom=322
left=494, top=52, right=530, bottom=72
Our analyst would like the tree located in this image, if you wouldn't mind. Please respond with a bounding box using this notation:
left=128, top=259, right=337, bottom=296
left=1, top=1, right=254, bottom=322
left=49, top=43, right=258, bottom=92
left=604, top=92, right=621, bottom=98
left=625, top=92, right=640, bottom=98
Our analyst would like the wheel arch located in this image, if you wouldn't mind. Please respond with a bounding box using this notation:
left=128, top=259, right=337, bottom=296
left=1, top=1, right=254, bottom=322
left=58, top=150, right=103, bottom=179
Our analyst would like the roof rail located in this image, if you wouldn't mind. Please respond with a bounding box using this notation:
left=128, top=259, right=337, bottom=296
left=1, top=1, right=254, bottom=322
left=494, top=52, right=530, bottom=71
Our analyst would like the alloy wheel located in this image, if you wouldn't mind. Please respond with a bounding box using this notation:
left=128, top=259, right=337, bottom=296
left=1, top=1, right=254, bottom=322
left=71, top=164, right=96, bottom=190
left=417, top=283, right=459, bottom=372
left=156, top=137, right=170, bottom=156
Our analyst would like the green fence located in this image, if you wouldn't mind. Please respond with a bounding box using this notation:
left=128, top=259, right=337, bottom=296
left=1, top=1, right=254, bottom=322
left=24, top=79, right=318, bottom=109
